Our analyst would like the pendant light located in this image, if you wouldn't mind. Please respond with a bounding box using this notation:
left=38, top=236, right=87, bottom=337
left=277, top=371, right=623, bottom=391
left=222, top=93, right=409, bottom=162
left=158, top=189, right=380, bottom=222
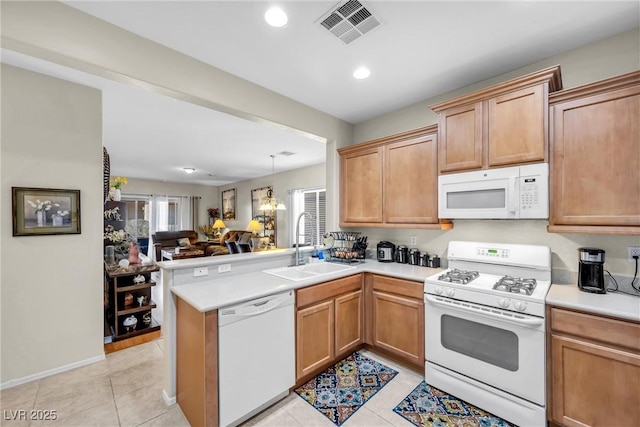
left=259, top=155, right=286, bottom=211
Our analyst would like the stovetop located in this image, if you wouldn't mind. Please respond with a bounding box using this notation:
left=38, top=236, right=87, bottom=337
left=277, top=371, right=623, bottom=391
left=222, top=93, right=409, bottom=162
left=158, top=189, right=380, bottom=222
left=426, top=269, right=550, bottom=300
left=424, top=241, right=552, bottom=317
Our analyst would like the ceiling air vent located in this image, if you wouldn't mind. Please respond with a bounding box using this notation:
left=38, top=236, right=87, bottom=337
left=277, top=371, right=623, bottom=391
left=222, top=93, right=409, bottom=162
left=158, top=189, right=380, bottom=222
left=277, top=151, right=296, bottom=156
left=317, top=0, right=381, bottom=45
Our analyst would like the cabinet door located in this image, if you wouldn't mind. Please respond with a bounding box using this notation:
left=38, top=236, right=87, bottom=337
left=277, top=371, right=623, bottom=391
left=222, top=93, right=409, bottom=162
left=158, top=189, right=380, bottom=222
left=550, top=334, right=640, bottom=426
left=550, top=86, right=640, bottom=227
left=438, top=101, right=483, bottom=172
left=488, top=84, right=547, bottom=166
left=384, top=133, right=438, bottom=224
left=340, top=147, right=383, bottom=224
left=372, top=291, right=424, bottom=368
left=296, top=300, right=335, bottom=379
left=335, top=290, right=363, bottom=355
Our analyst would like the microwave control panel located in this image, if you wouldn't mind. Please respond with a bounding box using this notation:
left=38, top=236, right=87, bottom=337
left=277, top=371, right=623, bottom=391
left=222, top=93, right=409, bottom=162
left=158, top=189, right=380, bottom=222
left=518, top=171, right=548, bottom=218
left=520, top=178, right=540, bottom=209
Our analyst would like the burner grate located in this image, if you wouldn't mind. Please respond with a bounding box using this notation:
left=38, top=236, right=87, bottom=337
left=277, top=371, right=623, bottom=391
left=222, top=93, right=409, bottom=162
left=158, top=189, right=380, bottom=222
left=438, top=268, right=480, bottom=284
left=493, top=276, right=537, bottom=295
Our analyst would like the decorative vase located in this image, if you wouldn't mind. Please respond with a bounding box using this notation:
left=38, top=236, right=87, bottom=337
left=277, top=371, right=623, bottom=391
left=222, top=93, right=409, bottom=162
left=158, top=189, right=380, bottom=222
left=36, top=210, right=45, bottom=227
left=113, top=188, right=122, bottom=201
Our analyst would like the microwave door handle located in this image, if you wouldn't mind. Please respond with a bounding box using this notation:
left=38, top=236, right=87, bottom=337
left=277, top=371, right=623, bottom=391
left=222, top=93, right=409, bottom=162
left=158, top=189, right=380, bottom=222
left=508, top=176, right=518, bottom=214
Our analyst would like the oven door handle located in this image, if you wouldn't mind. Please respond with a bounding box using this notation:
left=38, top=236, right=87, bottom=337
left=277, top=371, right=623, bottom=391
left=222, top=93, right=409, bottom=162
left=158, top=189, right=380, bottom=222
left=425, top=295, right=544, bottom=328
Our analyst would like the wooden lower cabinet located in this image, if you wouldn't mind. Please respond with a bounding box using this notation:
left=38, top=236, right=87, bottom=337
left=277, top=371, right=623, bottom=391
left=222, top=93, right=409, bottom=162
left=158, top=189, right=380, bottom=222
left=296, top=300, right=335, bottom=379
left=335, top=290, right=363, bottom=354
left=176, top=297, right=218, bottom=427
left=295, top=275, right=363, bottom=381
left=366, top=274, right=425, bottom=371
left=548, top=306, right=640, bottom=427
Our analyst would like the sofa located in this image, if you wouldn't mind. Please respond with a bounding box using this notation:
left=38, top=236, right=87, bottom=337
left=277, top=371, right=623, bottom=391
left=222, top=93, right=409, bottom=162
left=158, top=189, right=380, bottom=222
left=152, top=230, right=201, bottom=261
left=152, top=229, right=266, bottom=260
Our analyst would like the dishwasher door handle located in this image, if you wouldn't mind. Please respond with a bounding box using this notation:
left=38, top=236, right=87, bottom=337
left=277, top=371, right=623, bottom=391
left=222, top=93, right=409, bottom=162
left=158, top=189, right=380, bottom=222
left=220, top=291, right=293, bottom=318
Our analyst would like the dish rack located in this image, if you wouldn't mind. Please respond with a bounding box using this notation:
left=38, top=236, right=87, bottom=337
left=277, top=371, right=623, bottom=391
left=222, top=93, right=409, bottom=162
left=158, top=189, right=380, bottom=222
left=323, top=231, right=367, bottom=264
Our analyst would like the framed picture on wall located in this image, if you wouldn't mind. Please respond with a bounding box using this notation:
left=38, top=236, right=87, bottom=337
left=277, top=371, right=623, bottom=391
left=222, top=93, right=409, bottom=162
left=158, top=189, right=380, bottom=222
left=12, top=187, right=81, bottom=236
left=221, top=188, right=236, bottom=220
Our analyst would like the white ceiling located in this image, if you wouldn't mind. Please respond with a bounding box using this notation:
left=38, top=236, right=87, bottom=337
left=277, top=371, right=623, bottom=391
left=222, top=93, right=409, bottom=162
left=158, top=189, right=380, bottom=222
left=3, top=1, right=639, bottom=186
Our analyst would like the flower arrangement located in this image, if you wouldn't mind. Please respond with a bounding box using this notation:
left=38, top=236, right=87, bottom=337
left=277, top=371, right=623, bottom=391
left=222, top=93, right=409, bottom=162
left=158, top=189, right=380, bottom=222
left=26, top=199, right=59, bottom=213
left=207, top=208, right=220, bottom=219
left=110, top=176, right=128, bottom=189
left=199, top=224, right=216, bottom=236
left=104, top=224, right=136, bottom=254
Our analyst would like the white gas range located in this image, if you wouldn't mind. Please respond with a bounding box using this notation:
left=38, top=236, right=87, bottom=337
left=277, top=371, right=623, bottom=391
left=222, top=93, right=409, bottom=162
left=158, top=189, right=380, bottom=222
left=424, top=241, right=552, bottom=427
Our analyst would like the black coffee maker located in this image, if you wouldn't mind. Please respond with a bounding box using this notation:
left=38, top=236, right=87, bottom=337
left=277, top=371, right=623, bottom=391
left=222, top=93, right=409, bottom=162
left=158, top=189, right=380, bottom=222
left=578, top=247, right=606, bottom=294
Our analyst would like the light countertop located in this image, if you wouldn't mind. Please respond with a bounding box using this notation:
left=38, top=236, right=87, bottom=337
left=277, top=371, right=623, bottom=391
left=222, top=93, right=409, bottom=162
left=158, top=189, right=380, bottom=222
left=546, top=283, right=640, bottom=322
left=169, top=255, right=640, bottom=323
left=170, top=259, right=441, bottom=312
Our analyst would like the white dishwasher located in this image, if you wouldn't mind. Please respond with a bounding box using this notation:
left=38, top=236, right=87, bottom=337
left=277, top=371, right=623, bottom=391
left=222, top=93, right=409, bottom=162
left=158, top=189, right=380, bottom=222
left=218, top=290, right=295, bottom=427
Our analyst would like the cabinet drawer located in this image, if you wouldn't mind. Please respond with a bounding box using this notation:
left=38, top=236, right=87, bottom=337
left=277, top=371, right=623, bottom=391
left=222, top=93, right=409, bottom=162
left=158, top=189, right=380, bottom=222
left=297, top=274, right=362, bottom=308
left=371, top=274, right=423, bottom=299
left=549, top=307, right=640, bottom=352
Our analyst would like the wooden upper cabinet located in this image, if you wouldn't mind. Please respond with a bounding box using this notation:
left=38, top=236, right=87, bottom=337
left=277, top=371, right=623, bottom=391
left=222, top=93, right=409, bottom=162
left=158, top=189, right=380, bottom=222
left=340, top=146, right=383, bottom=223
left=384, top=132, right=438, bottom=224
left=339, top=125, right=448, bottom=229
left=438, top=102, right=483, bottom=172
left=488, top=84, right=547, bottom=166
left=548, top=71, right=640, bottom=235
left=432, top=65, right=561, bottom=173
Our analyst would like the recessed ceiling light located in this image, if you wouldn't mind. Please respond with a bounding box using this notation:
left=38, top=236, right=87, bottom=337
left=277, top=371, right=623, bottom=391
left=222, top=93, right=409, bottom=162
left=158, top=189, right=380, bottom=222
left=353, top=67, right=371, bottom=80
left=183, top=167, right=196, bottom=174
left=265, top=7, right=288, bottom=28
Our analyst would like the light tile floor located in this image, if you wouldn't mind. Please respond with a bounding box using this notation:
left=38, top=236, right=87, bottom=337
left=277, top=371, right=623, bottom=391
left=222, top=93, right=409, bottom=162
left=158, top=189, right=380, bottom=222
left=0, top=344, right=422, bottom=427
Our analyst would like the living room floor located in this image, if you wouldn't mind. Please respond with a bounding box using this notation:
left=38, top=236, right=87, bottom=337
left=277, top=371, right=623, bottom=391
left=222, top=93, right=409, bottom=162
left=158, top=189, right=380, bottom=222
left=0, top=342, right=424, bottom=427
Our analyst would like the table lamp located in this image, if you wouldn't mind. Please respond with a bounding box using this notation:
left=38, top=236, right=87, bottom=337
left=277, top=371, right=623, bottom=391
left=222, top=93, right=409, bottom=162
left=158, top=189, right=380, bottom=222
left=212, top=219, right=226, bottom=238
left=246, top=219, right=263, bottom=236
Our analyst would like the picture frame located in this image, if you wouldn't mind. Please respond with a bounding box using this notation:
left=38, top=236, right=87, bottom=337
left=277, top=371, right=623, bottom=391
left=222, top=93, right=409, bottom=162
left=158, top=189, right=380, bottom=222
left=221, top=188, right=236, bottom=220
left=12, top=187, right=81, bottom=236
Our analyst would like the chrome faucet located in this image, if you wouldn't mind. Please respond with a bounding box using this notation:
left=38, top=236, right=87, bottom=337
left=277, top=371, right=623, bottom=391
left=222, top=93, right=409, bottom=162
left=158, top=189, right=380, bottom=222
left=295, top=212, right=315, bottom=266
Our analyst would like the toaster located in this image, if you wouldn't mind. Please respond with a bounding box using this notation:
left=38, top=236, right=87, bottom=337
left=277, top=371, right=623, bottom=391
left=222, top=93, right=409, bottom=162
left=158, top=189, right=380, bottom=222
left=377, top=241, right=395, bottom=262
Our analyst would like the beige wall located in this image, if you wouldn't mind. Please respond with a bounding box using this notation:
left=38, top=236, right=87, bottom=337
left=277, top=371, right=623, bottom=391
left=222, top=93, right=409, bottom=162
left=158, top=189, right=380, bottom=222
left=1, top=65, right=104, bottom=385
left=351, top=28, right=640, bottom=281
left=218, top=162, right=326, bottom=246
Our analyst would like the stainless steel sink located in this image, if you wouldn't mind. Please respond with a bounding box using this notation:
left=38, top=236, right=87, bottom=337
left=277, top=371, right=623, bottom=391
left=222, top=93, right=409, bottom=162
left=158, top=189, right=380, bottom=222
left=263, top=263, right=357, bottom=282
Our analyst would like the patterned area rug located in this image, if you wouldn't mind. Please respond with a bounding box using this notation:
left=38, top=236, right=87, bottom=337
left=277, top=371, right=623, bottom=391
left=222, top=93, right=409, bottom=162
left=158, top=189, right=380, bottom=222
left=295, top=351, right=398, bottom=426
left=393, top=381, right=516, bottom=427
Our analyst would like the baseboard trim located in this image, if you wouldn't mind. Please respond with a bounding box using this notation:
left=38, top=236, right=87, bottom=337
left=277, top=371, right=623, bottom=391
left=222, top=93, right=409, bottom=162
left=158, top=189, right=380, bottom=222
left=163, top=389, right=176, bottom=406
left=0, top=354, right=106, bottom=390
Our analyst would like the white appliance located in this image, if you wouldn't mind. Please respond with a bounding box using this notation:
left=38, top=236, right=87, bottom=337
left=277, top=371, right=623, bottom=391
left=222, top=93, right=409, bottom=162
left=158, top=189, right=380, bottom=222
left=218, top=290, right=295, bottom=427
left=424, top=241, right=552, bottom=427
left=438, top=163, right=548, bottom=219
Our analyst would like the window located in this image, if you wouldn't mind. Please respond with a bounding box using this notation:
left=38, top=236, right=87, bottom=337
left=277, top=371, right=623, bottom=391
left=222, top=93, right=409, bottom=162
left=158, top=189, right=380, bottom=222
left=291, top=188, right=326, bottom=246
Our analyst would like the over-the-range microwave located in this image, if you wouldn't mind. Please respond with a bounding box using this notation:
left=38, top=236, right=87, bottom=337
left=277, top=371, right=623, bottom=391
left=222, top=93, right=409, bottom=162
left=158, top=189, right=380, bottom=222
left=438, top=163, right=549, bottom=219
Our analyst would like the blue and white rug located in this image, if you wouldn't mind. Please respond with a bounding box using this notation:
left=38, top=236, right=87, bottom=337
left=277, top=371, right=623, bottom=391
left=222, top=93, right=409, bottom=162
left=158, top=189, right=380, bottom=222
left=393, top=381, right=515, bottom=427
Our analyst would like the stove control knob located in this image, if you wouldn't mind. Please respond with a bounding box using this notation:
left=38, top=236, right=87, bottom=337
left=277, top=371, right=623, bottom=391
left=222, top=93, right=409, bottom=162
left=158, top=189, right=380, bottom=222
left=445, top=288, right=455, bottom=297
left=498, top=298, right=510, bottom=308
left=434, top=287, right=443, bottom=295
left=514, top=301, right=527, bottom=311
